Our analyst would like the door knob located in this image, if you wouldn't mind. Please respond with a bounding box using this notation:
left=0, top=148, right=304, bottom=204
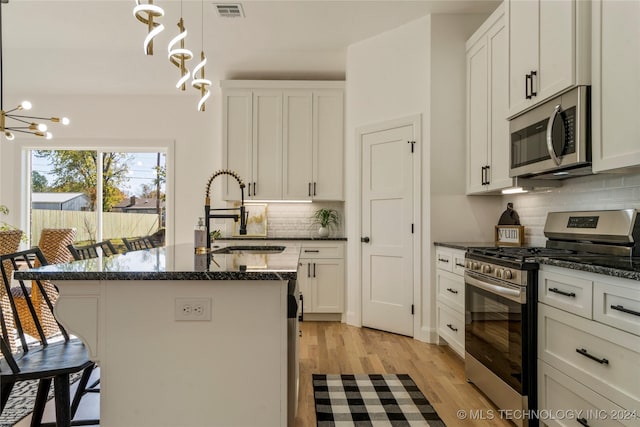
left=361, top=237, right=370, bottom=243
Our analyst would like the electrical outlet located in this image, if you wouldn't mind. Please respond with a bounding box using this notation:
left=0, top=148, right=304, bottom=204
left=175, top=298, right=211, bottom=321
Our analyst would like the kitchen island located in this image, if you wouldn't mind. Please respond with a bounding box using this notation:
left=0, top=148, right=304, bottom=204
left=14, top=243, right=300, bottom=427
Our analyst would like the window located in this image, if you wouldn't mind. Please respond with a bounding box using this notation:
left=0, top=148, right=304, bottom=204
left=23, top=140, right=172, bottom=250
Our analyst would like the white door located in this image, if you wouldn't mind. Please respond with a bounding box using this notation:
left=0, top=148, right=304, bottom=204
left=361, top=124, right=414, bottom=336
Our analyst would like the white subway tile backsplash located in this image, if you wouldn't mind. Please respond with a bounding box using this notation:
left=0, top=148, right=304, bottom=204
left=234, top=201, right=344, bottom=238
left=505, top=171, right=640, bottom=246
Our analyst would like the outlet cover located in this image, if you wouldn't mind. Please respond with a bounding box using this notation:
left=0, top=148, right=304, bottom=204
left=175, top=298, right=212, bottom=321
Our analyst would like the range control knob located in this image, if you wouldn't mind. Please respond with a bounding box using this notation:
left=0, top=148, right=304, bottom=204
left=503, top=269, right=513, bottom=280
left=472, top=262, right=480, bottom=270
left=482, top=265, right=493, bottom=274
left=496, top=268, right=504, bottom=278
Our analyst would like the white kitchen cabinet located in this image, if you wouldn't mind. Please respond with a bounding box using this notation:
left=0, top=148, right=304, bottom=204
left=592, top=0, right=640, bottom=173
left=506, top=0, right=591, bottom=118
left=221, top=81, right=344, bottom=201
left=298, top=242, right=345, bottom=320
left=537, top=265, right=640, bottom=425
left=466, top=4, right=514, bottom=195
left=435, top=246, right=466, bottom=358
left=283, top=90, right=344, bottom=201
left=222, top=90, right=252, bottom=200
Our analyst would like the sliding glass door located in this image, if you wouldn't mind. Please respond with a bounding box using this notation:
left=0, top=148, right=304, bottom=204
left=30, top=149, right=167, bottom=249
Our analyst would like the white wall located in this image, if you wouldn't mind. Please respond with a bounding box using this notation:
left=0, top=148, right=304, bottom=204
left=0, top=92, right=222, bottom=249
left=345, top=14, right=500, bottom=342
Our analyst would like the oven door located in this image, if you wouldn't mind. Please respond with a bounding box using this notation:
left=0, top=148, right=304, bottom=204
left=465, top=271, right=526, bottom=394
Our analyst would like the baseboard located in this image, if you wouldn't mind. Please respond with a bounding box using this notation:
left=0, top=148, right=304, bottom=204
left=302, top=313, right=342, bottom=322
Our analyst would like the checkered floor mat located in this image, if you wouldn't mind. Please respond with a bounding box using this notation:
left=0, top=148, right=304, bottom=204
left=313, top=373, right=446, bottom=427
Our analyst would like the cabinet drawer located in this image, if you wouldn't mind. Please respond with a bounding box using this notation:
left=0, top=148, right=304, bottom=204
left=436, top=249, right=453, bottom=272
left=437, top=303, right=464, bottom=358
left=437, top=270, right=464, bottom=312
left=539, top=304, right=640, bottom=412
left=538, top=361, right=638, bottom=427
left=452, top=251, right=467, bottom=276
left=539, top=267, right=593, bottom=318
left=300, top=244, right=343, bottom=259
left=594, top=281, right=640, bottom=337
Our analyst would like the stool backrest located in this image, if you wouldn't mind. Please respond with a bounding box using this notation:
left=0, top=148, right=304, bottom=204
left=68, top=240, right=118, bottom=260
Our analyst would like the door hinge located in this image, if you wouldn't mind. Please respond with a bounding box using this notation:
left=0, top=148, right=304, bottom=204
left=407, top=140, right=416, bottom=153
left=411, top=304, right=414, bottom=315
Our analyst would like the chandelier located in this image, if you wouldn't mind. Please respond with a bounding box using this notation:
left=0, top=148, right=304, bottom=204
left=0, top=1, right=70, bottom=140
left=133, top=0, right=210, bottom=111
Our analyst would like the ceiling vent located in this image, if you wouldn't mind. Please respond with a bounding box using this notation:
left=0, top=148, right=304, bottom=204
left=214, top=3, right=245, bottom=18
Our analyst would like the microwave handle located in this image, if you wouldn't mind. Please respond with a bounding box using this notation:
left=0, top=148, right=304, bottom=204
left=546, top=104, right=563, bottom=166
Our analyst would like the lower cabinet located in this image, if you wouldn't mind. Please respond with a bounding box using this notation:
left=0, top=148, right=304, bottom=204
left=537, top=265, right=640, bottom=426
left=298, top=242, right=345, bottom=321
left=435, top=246, right=466, bottom=358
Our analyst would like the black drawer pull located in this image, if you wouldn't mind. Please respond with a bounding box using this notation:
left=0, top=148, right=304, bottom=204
left=438, top=258, right=449, bottom=263
left=576, top=348, right=609, bottom=365
left=577, top=418, right=589, bottom=427
left=446, top=324, right=458, bottom=332
left=304, top=250, right=320, bottom=253
left=549, top=287, right=576, bottom=298
left=455, top=262, right=465, bottom=268
left=611, top=304, right=640, bottom=318
left=446, top=288, right=458, bottom=294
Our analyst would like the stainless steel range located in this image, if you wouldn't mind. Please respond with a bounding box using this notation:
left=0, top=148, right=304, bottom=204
left=464, top=209, right=640, bottom=427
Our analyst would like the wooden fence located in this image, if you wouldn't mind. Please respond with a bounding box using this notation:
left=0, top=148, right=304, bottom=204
left=31, top=209, right=160, bottom=244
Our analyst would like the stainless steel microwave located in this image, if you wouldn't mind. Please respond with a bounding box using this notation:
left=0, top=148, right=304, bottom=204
left=509, top=86, right=591, bottom=179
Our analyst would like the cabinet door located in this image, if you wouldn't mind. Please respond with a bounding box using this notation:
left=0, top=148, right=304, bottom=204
left=508, top=0, right=539, bottom=115
left=310, top=259, right=344, bottom=313
left=486, top=18, right=512, bottom=192
left=252, top=90, right=283, bottom=199
left=283, top=91, right=313, bottom=200
left=466, top=35, right=490, bottom=194
left=537, top=0, right=575, bottom=102
left=223, top=90, right=253, bottom=200
left=297, top=260, right=313, bottom=316
left=313, top=90, right=344, bottom=201
left=592, top=0, right=640, bottom=172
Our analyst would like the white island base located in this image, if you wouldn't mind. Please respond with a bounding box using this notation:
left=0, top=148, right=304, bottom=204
left=54, top=279, right=288, bottom=427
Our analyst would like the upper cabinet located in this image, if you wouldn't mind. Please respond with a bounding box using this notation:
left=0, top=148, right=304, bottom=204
left=222, top=81, right=344, bottom=201
left=592, top=0, right=640, bottom=173
left=506, top=0, right=591, bottom=118
left=466, top=4, right=514, bottom=194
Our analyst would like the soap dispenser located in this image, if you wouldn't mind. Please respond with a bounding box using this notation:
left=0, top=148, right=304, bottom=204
left=194, top=217, right=207, bottom=254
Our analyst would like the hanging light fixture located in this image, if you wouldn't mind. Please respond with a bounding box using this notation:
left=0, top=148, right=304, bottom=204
left=133, top=0, right=165, bottom=56
left=191, top=0, right=211, bottom=111
left=0, top=1, right=70, bottom=141
left=168, top=0, right=193, bottom=91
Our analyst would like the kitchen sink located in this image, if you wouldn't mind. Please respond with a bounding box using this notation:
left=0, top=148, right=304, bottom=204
left=211, top=245, right=285, bottom=254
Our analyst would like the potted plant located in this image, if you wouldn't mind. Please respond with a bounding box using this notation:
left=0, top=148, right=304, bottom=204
left=311, top=208, right=339, bottom=237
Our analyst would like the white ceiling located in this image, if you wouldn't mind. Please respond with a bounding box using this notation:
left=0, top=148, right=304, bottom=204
left=2, top=0, right=500, bottom=96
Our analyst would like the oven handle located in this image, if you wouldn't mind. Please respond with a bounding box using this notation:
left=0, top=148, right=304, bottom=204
left=465, top=271, right=526, bottom=304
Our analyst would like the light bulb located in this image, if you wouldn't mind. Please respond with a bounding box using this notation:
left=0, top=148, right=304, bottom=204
left=45, top=132, right=53, bottom=140
left=5, top=131, right=14, bottom=141
left=62, top=117, right=70, bottom=125
left=21, top=101, right=32, bottom=110
left=37, top=123, right=48, bottom=132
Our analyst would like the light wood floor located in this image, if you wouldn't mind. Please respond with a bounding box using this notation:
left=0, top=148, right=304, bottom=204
left=295, top=321, right=514, bottom=427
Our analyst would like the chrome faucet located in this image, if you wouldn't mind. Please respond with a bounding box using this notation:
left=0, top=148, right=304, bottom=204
left=204, top=170, right=248, bottom=248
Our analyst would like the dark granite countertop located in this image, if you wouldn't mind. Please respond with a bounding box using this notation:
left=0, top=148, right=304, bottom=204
left=14, top=243, right=300, bottom=281
left=434, top=242, right=640, bottom=281
left=536, top=256, right=640, bottom=281
left=434, top=242, right=496, bottom=251
left=217, top=236, right=347, bottom=241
